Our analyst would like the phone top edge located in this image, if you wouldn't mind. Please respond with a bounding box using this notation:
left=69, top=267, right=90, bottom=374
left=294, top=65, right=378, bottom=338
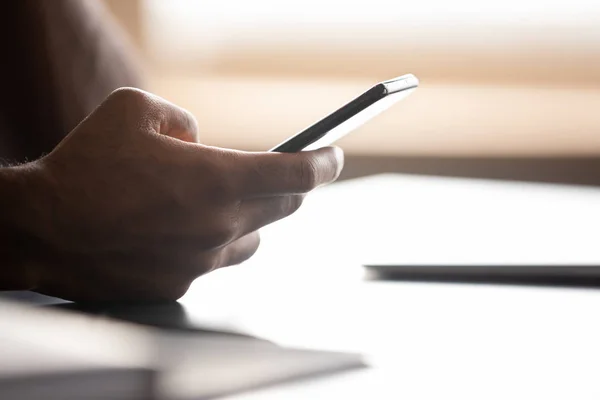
left=382, top=74, right=419, bottom=94
left=269, top=84, right=386, bottom=153
left=269, top=74, right=418, bottom=153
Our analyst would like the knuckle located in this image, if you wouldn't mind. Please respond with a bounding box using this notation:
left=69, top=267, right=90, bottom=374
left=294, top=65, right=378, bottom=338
left=104, top=88, right=153, bottom=126
left=108, top=87, right=149, bottom=106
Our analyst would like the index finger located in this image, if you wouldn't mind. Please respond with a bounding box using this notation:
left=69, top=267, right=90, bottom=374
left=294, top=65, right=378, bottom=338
left=233, top=146, right=344, bottom=197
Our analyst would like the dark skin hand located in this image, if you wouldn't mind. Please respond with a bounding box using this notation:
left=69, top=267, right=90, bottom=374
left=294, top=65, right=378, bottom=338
left=0, top=88, right=344, bottom=302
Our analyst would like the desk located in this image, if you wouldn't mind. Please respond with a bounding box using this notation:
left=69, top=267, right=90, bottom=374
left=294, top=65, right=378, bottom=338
left=177, top=174, right=600, bottom=399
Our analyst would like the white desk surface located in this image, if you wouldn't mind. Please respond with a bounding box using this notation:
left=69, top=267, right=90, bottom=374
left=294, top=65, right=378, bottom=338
left=178, top=174, right=600, bottom=399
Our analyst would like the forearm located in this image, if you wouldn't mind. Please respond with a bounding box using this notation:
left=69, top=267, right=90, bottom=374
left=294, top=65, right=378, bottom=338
left=0, top=165, right=43, bottom=290
left=35, top=0, right=146, bottom=132
left=0, top=0, right=146, bottom=165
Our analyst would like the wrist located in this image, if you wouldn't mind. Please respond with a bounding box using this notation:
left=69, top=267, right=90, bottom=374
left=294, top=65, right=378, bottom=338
left=0, top=162, right=48, bottom=290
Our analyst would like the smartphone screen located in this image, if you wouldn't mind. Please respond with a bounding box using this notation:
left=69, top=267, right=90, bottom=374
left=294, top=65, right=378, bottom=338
left=270, top=74, right=419, bottom=153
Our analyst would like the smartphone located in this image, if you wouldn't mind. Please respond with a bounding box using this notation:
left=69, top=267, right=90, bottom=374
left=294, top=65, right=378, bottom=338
left=269, top=74, right=419, bottom=153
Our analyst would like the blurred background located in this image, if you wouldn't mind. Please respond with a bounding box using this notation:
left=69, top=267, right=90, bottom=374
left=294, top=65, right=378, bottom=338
left=103, top=0, right=600, bottom=184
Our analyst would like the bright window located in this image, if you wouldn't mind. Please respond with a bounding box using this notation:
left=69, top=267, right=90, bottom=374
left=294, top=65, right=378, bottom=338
left=135, top=0, right=600, bottom=155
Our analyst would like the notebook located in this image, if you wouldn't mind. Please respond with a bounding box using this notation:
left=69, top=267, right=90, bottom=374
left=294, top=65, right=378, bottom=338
left=0, top=298, right=365, bottom=400
left=349, top=174, right=600, bottom=286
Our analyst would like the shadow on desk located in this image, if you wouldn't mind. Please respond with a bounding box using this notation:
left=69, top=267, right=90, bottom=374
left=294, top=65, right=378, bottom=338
left=51, top=301, right=258, bottom=338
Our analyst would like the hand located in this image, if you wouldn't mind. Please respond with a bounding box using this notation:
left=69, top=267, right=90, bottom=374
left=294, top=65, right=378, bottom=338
left=17, top=88, right=343, bottom=302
